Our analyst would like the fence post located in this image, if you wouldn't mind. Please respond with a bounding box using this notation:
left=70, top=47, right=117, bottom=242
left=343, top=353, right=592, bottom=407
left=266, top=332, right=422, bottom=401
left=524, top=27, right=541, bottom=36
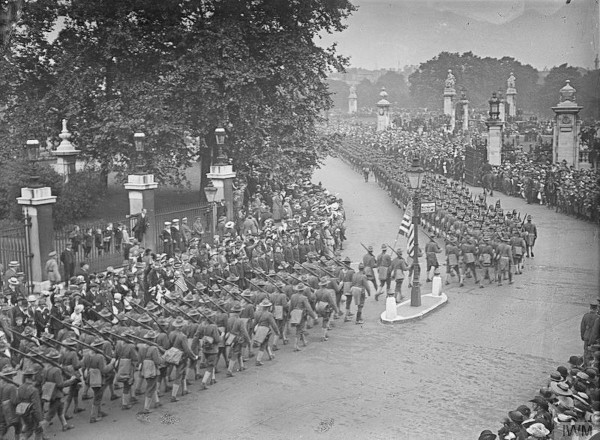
left=17, top=186, right=57, bottom=290
left=124, top=174, right=159, bottom=252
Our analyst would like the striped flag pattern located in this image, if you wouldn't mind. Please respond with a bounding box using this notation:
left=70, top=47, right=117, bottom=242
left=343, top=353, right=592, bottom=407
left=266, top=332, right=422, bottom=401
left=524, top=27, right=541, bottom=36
left=398, top=204, right=413, bottom=236
left=407, top=222, right=415, bottom=258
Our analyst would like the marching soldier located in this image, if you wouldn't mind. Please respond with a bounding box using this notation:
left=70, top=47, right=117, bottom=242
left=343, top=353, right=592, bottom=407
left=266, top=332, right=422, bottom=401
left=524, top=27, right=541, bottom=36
left=523, top=215, right=538, bottom=257
left=82, top=338, right=115, bottom=423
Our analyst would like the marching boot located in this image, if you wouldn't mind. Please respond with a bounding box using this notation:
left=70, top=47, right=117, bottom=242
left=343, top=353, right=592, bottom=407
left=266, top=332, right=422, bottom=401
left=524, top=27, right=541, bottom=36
left=170, top=384, right=180, bottom=402
left=182, top=379, right=189, bottom=395
left=267, top=346, right=274, bottom=360
left=64, top=395, right=73, bottom=418
left=272, top=335, right=279, bottom=351
left=374, top=291, right=381, bottom=301
left=200, top=371, right=210, bottom=390
left=90, top=405, right=101, bottom=423
left=227, top=360, right=235, bottom=377
left=82, top=385, right=91, bottom=400
left=255, top=351, right=264, bottom=366
left=60, top=413, right=74, bottom=431
left=121, top=393, right=132, bottom=410
left=355, top=311, right=364, bottom=325
left=140, top=397, right=153, bottom=414
left=154, top=390, right=162, bottom=408
left=300, top=333, right=307, bottom=347
left=109, top=384, right=118, bottom=401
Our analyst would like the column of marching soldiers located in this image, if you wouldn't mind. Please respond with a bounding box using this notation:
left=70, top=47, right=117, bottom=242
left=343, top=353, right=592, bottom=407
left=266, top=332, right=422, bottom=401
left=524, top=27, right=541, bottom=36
left=0, top=178, right=380, bottom=440
left=337, top=138, right=539, bottom=293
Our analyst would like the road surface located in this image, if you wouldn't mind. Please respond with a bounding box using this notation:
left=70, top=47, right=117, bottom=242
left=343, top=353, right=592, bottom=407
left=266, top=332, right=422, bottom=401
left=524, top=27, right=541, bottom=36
left=55, top=156, right=599, bottom=440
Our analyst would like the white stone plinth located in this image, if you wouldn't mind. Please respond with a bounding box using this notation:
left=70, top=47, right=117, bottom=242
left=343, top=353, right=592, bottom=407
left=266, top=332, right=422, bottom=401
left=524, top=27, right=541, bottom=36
left=431, top=275, right=442, bottom=296
left=17, top=187, right=57, bottom=206
left=506, top=89, right=517, bottom=117
left=552, top=105, right=583, bottom=169
left=486, top=121, right=503, bottom=166
left=380, top=293, right=448, bottom=324
left=124, top=174, right=159, bottom=191
left=443, top=88, right=456, bottom=116
left=207, top=164, right=237, bottom=179
left=385, top=296, right=398, bottom=320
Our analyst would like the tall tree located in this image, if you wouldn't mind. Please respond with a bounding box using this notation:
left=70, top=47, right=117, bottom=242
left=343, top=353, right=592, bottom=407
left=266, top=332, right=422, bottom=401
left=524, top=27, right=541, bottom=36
left=0, top=0, right=355, bottom=186
left=536, top=63, right=582, bottom=117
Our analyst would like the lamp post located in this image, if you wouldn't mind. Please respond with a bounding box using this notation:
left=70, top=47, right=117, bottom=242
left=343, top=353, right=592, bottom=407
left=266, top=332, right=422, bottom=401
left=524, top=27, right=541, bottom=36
left=133, top=132, right=145, bottom=172
left=406, top=157, right=424, bottom=307
left=214, top=127, right=227, bottom=166
left=203, top=180, right=218, bottom=242
left=23, top=139, right=40, bottom=296
left=25, top=139, right=40, bottom=183
left=488, top=92, right=500, bottom=120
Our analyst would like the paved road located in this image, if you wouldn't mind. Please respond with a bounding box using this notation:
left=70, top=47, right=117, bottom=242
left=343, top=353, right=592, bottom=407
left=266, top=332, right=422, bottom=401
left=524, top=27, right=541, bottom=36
left=56, top=156, right=599, bottom=440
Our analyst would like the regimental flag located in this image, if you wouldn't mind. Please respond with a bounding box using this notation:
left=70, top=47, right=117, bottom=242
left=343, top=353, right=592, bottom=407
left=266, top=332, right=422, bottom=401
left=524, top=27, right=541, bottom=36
left=398, top=204, right=413, bottom=236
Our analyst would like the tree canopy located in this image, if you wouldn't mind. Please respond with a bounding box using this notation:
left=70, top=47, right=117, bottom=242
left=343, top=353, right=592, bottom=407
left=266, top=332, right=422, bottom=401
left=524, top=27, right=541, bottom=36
left=0, top=0, right=355, bottom=185
left=408, top=52, right=540, bottom=112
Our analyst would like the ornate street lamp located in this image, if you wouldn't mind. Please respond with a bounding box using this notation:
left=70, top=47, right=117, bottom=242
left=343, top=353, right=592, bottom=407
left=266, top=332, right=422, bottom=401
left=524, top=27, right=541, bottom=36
left=214, top=127, right=228, bottom=166
left=25, top=139, right=40, bottom=162
left=203, top=180, right=218, bottom=239
left=406, top=156, right=424, bottom=307
left=133, top=132, right=145, bottom=172
left=488, top=92, right=500, bottom=120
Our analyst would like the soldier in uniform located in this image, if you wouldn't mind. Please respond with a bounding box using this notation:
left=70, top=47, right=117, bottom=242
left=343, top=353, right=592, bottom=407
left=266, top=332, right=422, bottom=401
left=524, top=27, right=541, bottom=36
left=390, top=249, right=409, bottom=303
left=523, top=215, right=537, bottom=257
left=374, top=245, right=392, bottom=300
left=289, top=283, right=317, bottom=352
left=16, top=367, right=44, bottom=440
left=314, top=277, right=339, bottom=342
left=349, top=263, right=370, bottom=325
left=0, top=366, right=20, bottom=439
left=510, top=230, right=526, bottom=275
left=168, top=316, right=197, bottom=401
left=82, top=337, right=116, bottom=423
left=43, top=349, right=76, bottom=432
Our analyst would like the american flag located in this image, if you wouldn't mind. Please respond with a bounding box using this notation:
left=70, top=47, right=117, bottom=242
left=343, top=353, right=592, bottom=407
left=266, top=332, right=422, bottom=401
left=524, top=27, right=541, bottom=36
left=398, top=205, right=412, bottom=236
left=407, top=222, right=415, bottom=258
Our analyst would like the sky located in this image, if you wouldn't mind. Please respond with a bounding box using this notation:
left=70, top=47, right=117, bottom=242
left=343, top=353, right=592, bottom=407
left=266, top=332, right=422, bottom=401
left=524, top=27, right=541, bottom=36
left=318, top=0, right=599, bottom=70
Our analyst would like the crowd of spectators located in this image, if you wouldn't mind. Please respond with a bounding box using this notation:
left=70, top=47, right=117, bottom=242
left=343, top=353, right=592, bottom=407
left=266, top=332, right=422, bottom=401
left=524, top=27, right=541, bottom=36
left=332, top=118, right=600, bottom=223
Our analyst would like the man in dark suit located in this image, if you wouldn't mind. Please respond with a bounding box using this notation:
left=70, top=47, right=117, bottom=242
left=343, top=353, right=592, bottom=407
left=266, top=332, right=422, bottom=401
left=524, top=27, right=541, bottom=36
left=60, top=243, right=76, bottom=285
left=131, top=208, right=149, bottom=243
left=582, top=303, right=599, bottom=363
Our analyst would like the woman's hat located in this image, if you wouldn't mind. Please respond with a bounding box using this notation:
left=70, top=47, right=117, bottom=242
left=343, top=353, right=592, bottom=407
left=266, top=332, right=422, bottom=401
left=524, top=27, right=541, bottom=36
left=525, top=423, right=549, bottom=439
left=550, top=381, right=572, bottom=396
